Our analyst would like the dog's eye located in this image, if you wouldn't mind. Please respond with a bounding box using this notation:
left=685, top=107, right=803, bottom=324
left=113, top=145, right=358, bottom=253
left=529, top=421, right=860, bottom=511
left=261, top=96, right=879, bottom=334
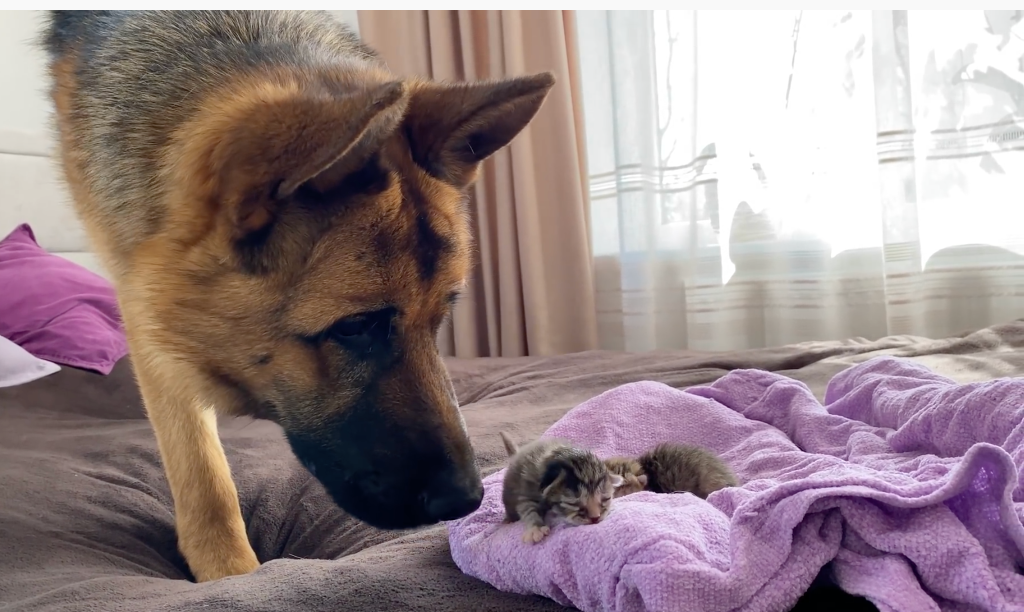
left=330, top=316, right=374, bottom=338
left=324, top=308, right=395, bottom=347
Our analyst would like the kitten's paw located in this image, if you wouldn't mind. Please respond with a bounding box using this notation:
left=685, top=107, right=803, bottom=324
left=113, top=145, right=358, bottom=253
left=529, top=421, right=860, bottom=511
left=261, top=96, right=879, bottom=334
left=522, top=525, right=550, bottom=544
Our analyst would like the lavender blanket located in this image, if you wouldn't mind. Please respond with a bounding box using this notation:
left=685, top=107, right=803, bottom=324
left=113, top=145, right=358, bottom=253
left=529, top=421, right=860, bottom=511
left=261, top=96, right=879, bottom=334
left=447, top=357, right=1024, bottom=612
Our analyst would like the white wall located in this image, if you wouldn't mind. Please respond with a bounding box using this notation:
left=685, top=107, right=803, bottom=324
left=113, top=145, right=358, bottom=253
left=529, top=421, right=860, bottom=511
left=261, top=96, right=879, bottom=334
left=331, top=11, right=360, bottom=33
left=0, top=10, right=360, bottom=276
left=0, top=11, right=49, bottom=143
left=0, top=10, right=361, bottom=153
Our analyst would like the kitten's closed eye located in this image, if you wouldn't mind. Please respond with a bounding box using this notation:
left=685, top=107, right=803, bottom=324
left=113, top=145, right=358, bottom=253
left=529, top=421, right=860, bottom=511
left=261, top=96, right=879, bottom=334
left=557, top=500, right=592, bottom=521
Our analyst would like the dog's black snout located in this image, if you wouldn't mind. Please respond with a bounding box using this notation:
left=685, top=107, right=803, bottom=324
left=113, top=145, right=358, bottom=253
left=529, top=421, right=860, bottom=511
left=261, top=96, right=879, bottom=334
left=422, top=471, right=484, bottom=521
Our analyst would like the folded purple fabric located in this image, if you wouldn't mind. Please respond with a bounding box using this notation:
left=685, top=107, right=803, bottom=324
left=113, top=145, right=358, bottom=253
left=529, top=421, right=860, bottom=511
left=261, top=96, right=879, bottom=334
left=448, top=357, right=1024, bottom=612
left=0, top=224, right=126, bottom=374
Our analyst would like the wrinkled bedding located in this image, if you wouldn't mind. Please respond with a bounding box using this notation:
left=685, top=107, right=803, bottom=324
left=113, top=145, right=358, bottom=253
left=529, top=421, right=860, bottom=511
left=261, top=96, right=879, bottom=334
left=451, top=357, right=1024, bottom=612
left=3, top=321, right=1024, bottom=611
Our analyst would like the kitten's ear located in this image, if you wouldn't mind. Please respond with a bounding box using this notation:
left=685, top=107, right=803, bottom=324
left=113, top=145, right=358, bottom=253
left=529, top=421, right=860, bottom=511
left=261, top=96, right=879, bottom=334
left=540, top=465, right=567, bottom=498
left=499, top=431, right=519, bottom=458
left=209, top=81, right=408, bottom=241
left=404, top=72, right=556, bottom=188
left=638, top=474, right=649, bottom=488
left=609, top=473, right=625, bottom=488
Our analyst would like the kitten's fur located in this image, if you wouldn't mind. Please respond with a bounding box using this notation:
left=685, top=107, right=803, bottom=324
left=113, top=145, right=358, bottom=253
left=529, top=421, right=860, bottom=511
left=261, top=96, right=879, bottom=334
left=499, top=432, right=622, bottom=543
left=638, top=443, right=738, bottom=499
left=604, top=456, right=648, bottom=498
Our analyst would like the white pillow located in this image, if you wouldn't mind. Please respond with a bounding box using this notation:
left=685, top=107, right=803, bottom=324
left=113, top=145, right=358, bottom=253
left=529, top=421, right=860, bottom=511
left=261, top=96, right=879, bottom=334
left=0, top=334, right=60, bottom=388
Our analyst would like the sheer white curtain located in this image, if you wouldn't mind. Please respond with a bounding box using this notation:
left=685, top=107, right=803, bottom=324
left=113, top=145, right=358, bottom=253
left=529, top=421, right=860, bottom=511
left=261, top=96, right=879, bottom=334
left=577, top=10, right=1024, bottom=352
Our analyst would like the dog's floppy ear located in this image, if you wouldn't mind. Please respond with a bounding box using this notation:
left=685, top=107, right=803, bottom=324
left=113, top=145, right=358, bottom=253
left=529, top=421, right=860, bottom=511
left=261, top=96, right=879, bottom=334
left=404, top=72, right=555, bottom=187
left=210, top=81, right=409, bottom=239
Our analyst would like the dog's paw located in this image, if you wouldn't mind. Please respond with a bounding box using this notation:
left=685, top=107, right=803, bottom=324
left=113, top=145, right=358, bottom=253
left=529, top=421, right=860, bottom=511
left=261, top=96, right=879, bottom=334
left=189, top=551, right=260, bottom=582
left=521, top=524, right=550, bottom=544
left=181, top=534, right=261, bottom=582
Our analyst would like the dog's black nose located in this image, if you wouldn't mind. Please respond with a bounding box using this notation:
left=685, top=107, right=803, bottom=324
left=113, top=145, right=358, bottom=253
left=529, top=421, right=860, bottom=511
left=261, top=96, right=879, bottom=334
left=422, top=471, right=483, bottom=521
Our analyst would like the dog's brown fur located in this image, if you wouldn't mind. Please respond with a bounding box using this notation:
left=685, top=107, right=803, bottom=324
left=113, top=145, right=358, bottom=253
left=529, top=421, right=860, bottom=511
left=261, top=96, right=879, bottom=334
left=43, top=10, right=554, bottom=582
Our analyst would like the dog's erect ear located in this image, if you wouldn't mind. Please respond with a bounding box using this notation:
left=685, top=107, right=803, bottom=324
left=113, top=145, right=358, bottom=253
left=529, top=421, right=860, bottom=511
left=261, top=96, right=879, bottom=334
left=211, top=81, right=409, bottom=238
left=404, top=72, right=556, bottom=187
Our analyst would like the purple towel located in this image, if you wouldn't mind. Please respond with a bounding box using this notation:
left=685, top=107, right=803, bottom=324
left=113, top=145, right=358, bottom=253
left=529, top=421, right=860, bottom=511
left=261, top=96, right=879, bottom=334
left=447, top=357, right=1024, bottom=612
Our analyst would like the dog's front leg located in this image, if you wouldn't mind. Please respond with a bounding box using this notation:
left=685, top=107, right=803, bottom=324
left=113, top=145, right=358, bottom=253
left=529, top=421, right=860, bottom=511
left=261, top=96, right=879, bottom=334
left=134, top=361, right=260, bottom=582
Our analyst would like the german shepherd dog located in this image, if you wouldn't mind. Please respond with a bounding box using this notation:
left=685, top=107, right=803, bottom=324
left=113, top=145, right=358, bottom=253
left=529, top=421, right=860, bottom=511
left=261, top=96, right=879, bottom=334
left=42, top=10, right=553, bottom=582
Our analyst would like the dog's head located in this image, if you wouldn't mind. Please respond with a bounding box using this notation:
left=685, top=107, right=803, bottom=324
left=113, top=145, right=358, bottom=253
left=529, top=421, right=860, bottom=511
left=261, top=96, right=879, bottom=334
left=160, top=68, right=555, bottom=529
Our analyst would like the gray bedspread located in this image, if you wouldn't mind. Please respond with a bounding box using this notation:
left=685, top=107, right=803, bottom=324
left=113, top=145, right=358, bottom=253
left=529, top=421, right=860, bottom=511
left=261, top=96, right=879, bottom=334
left=3, top=321, right=1024, bottom=611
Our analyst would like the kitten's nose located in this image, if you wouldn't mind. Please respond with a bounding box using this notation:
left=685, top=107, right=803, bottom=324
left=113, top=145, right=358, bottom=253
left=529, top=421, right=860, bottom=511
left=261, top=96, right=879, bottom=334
left=422, top=469, right=483, bottom=522
left=589, top=516, right=601, bottom=524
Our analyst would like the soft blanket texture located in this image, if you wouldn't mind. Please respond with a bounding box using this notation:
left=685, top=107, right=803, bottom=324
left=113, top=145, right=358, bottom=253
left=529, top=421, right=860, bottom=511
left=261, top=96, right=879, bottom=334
left=449, top=356, right=1024, bottom=612
left=7, top=320, right=1024, bottom=611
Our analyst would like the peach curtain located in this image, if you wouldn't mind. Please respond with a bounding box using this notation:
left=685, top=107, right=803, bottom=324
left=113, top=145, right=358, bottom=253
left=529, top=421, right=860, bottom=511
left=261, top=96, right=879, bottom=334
left=358, top=10, right=598, bottom=358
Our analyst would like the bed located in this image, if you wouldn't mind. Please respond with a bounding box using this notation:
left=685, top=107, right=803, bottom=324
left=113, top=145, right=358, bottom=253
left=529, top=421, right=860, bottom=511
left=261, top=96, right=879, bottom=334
left=3, top=306, right=1024, bottom=611
left=5, top=117, right=1024, bottom=611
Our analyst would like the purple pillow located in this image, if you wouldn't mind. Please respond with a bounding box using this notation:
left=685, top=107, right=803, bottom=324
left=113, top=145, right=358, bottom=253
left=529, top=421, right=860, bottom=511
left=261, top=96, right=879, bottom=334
left=0, top=224, right=127, bottom=375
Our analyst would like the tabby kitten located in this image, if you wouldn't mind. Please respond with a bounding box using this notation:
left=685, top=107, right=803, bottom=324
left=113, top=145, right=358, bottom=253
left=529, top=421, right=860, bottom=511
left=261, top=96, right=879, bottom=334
left=604, top=456, right=648, bottom=498
left=500, top=432, right=623, bottom=544
left=638, top=442, right=738, bottom=499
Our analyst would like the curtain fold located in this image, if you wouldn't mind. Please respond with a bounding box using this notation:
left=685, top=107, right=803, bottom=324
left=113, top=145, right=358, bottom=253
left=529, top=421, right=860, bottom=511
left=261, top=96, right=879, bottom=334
left=577, top=10, right=1024, bottom=352
left=358, top=10, right=599, bottom=358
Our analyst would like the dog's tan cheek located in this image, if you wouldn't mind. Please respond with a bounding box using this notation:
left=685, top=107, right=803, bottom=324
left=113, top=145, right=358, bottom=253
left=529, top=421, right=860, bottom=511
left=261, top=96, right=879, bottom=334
left=266, top=339, right=374, bottom=423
